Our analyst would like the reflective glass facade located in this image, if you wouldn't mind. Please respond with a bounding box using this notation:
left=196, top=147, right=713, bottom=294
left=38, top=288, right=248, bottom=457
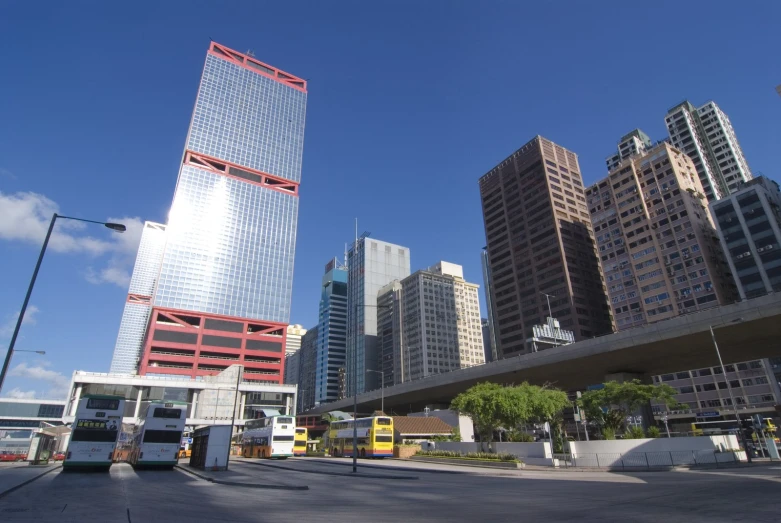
left=346, top=238, right=410, bottom=395
left=110, top=43, right=306, bottom=381
left=154, top=164, right=298, bottom=322
left=186, top=54, right=306, bottom=184
left=110, top=222, right=167, bottom=373
left=315, top=261, right=348, bottom=405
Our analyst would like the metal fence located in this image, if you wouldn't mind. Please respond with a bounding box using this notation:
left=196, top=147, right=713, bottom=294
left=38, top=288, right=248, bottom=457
left=552, top=450, right=743, bottom=470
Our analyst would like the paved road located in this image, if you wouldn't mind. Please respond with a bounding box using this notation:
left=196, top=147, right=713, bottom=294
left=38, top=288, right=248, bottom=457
left=0, top=459, right=778, bottom=522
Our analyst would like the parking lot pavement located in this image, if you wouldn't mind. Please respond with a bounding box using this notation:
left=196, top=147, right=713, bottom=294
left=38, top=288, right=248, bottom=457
left=0, top=463, right=60, bottom=497
left=0, top=460, right=779, bottom=522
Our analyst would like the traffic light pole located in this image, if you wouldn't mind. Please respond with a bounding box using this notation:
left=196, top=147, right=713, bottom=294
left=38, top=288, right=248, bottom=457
left=709, top=326, right=752, bottom=463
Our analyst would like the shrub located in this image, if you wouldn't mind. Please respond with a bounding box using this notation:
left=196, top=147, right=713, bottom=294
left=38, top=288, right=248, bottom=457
left=505, top=429, right=534, bottom=442
left=646, top=426, right=661, bottom=438
left=416, top=450, right=518, bottom=462
left=625, top=426, right=645, bottom=439
left=601, top=427, right=616, bottom=440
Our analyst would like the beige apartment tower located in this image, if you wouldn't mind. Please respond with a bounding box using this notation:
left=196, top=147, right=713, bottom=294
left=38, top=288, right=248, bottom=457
left=586, top=143, right=738, bottom=330
left=479, top=136, right=615, bottom=358
left=377, top=262, right=484, bottom=383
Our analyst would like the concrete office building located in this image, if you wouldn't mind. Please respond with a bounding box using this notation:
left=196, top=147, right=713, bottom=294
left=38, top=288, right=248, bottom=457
left=377, top=262, right=484, bottom=383
left=109, top=222, right=167, bottom=374
left=284, top=351, right=300, bottom=386
left=346, top=237, right=410, bottom=395
left=711, top=177, right=781, bottom=300
left=297, top=326, right=318, bottom=411
left=315, top=259, right=348, bottom=406
left=652, top=358, right=781, bottom=431
left=480, top=247, right=499, bottom=363
left=587, top=143, right=738, bottom=330
left=110, top=42, right=308, bottom=384
left=0, top=399, right=66, bottom=455
left=285, top=325, right=307, bottom=356
left=377, top=280, right=403, bottom=386
left=479, top=136, right=614, bottom=358
left=605, top=129, right=653, bottom=173
left=666, top=100, right=752, bottom=201
left=481, top=319, right=493, bottom=363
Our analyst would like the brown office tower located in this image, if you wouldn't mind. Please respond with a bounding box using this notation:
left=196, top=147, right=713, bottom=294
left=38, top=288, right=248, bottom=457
left=586, top=142, right=738, bottom=330
left=479, top=136, right=615, bottom=358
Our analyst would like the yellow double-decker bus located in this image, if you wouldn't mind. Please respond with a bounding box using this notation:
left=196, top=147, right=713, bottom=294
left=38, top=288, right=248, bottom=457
left=293, top=427, right=307, bottom=456
left=328, top=416, right=393, bottom=458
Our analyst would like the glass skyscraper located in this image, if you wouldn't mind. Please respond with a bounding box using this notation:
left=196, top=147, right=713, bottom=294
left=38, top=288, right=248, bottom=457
left=110, top=222, right=167, bottom=374
left=315, top=258, right=348, bottom=405
left=346, top=237, right=410, bottom=395
left=110, top=42, right=307, bottom=383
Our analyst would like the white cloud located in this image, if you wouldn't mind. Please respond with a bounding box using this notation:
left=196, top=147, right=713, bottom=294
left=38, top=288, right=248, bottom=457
left=0, top=167, right=16, bottom=180
left=9, top=362, right=71, bottom=399
left=0, top=304, right=40, bottom=339
left=0, top=191, right=145, bottom=288
left=5, top=388, right=37, bottom=399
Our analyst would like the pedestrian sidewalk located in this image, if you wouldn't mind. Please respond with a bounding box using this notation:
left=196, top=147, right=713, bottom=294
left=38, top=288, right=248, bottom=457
left=0, top=463, right=60, bottom=498
left=175, top=459, right=308, bottom=490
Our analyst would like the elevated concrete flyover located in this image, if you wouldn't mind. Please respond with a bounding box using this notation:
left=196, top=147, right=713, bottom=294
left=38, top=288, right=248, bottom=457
left=308, top=293, right=781, bottom=415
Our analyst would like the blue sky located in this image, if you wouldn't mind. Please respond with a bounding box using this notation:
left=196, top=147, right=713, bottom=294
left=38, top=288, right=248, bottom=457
left=1, top=1, right=779, bottom=399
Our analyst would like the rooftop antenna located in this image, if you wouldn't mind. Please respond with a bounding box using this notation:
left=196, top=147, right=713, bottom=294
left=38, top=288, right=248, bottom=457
left=246, top=49, right=255, bottom=57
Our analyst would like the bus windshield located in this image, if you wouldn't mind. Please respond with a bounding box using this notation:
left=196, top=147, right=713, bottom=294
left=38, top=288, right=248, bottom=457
left=71, top=429, right=119, bottom=442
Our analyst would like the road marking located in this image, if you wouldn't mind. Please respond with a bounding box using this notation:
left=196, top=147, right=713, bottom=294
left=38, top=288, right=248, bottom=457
left=679, top=469, right=781, bottom=484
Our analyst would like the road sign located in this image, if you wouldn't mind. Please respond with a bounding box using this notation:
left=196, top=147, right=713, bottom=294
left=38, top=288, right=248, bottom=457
left=697, top=411, right=720, bottom=418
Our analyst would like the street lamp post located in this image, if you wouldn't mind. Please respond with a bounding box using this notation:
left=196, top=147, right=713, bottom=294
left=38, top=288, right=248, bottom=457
left=709, top=320, right=751, bottom=463
left=662, top=413, right=671, bottom=438
left=366, top=369, right=384, bottom=414
left=0, top=213, right=126, bottom=394
left=351, top=303, right=391, bottom=473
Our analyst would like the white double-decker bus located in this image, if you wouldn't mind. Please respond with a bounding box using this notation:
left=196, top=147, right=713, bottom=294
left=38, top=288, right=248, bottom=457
left=128, top=401, right=188, bottom=469
left=241, top=415, right=295, bottom=458
left=64, top=394, right=125, bottom=471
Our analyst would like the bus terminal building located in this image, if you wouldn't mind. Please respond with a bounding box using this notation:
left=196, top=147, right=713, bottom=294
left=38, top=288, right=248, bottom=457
left=64, top=368, right=298, bottom=428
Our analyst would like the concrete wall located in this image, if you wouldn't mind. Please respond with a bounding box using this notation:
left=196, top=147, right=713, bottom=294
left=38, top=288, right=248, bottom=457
left=495, top=442, right=552, bottom=458
left=567, top=435, right=738, bottom=457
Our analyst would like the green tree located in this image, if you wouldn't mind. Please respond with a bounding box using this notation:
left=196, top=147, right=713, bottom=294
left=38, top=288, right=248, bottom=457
left=646, top=426, right=661, bottom=438
left=579, top=380, right=680, bottom=433
left=450, top=382, right=571, bottom=451
left=450, top=382, right=513, bottom=450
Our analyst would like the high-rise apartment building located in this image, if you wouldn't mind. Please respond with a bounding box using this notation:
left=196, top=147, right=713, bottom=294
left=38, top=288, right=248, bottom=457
left=314, top=259, right=348, bottom=406
left=710, top=177, right=781, bottom=299
left=110, top=222, right=167, bottom=374
left=285, top=325, right=307, bottom=356
left=111, top=42, right=307, bottom=383
left=346, top=237, right=410, bottom=395
left=297, top=326, right=318, bottom=412
left=480, top=247, right=498, bottom=363
left=651, top=358, right=781, bottom=431
left=479, top=136, right=614, bottom=358
left=666, top=100, right=751, bottom=201
left=587, top=143, right=737, bottom=330
left=605, top=129, right=653, bottom=173
left=377, top=262, right=484, bottom=383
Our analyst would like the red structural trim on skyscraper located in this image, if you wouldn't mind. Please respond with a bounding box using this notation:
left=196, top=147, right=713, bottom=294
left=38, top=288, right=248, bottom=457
left=127, top=294, right=151, bottom=305
left=138, top=306, right=287, bottom=384
left=184, top=151, right=300, bottom=196
left=208, top=42, right=307, bottom=93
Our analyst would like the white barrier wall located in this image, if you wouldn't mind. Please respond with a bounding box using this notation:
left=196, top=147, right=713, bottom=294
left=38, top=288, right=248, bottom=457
left=567, top=435, right=739, bottom=457
left=494, top=442, right=551, bottom=458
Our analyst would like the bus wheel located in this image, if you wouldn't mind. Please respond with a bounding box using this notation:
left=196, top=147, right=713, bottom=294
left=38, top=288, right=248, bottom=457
left=360, top=449, right=366, bottom=458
